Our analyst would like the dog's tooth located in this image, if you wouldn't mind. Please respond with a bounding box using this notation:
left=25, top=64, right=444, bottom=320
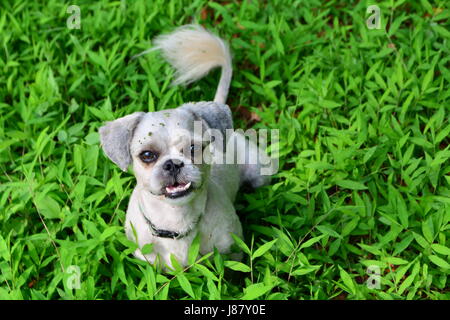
left=165, top=182, right=191, bottom=194
left=181, top=182, right=191, bottom=191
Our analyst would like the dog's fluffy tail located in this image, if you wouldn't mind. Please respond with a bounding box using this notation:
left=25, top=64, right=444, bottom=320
left=135, top=25, right=232, bottom=104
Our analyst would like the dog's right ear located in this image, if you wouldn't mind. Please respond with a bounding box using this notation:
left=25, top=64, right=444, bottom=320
left=99, top=112, right=145, bottom=171
left=179, top=102, right=233, bottom=139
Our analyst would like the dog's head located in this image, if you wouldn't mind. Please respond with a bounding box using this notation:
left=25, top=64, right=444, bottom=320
left=99, top=102, right=232, bottom=204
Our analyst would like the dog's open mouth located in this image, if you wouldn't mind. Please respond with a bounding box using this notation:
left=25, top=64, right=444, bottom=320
left=164, top=182, right=193, bottom=198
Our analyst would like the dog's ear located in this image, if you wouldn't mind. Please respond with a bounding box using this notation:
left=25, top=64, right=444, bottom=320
left=99, top=112, right=145, bottom=171
left=180, top=101, right=233, bottom=139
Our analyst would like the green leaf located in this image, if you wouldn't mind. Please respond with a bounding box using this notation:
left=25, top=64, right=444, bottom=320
left=252, top=239, right=277, bottom=259
left=0, top=235, right=10, bottom=261
left=317, top=225, right=342, bottom=239
left=432, top=24, right=450, bottom=38
left=241, top=283, right=272, bottom=300
left=393, top=233, right=414, bottom=256
left=85, top=132, right=99, bottom=145
left=321, top=100, right=342, bottom=109
left=299, top=235, right=326, bottom=250
left=194, top=264, right=219, bottom=281
left=207, top=278, right=220, bottom=300
left=141, top=243, right=153, bottom=255
left=157, top=281, right=170, bottom=300
left=363, top=146, right=377, bottom=163
left=73, top=144, right=83, bottom=173
left=412, top=232, right=429, bottom=249
left=431, top=244, right=450, bottom=256
left=231, top=233, right=251, bottom=256
left=421, top=67, right=434, bottom=93
left=384, top=257, right=409, bottom=265
left=290, top=265, right=321, bottom=276
left=410, top=137, right=433, bottom=149
left=328, top=238, right=341, bottom=256
left=100, top=226, right=120, bottom=241
left=428, top=255, right=450, bottom=269
left=336, top=180, right=368, bottom=190
left=188, top=234, right=201, bottom=265
left=169, top=254, right=183, bottom=272
left=34, top=194, right=61, bottom=219
left=436, top=123, right=450, bottom=144
left=396, top=195, right=409, bottom=229
left=177, top=274, right=195, bottom=298
left=421, top=217, right=434, bottom=243
left=305, top=162, right=334, bottom=170
left=338, top=266, right=356, bottom=295
left=224, top=261, right=251, bottom=273
left=341, top=217, right=360, bottom=237
left=397, top=262, right=420, bottom=295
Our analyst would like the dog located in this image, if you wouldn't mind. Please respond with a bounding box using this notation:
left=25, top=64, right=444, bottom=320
left=99, top=25, right=272, bottom=269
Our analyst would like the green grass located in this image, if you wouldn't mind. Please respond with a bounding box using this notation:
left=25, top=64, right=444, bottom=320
left=0, top=0, right=449, bottom=300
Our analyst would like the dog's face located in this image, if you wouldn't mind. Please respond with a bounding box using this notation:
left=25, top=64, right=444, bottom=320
left=99, top=102, right=233, bottom=204
left=130, top=109, right=208, bottom=203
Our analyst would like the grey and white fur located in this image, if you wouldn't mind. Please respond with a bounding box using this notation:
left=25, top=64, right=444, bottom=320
left=99, top=25, right=271, bottom=269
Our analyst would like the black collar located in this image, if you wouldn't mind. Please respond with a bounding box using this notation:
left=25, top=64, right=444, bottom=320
left=138, top=202, right=201, bottom=240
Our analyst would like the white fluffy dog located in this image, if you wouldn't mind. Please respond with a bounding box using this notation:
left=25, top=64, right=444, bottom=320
left=99, top=25, right=271, bottom=269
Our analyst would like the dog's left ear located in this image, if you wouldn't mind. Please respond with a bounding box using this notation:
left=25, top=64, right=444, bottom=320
left=99, top=112, right=145, bottom=171
left=180, top=101, right=233, bottom=139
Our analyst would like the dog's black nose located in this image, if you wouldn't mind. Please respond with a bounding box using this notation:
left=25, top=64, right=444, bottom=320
left=163, top=159, right=184, bottom=175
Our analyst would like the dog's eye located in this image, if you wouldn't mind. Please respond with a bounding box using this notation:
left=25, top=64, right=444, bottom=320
left=190, top=144, right=203, bottom=157
left=139, top=150, right=158, bottom=163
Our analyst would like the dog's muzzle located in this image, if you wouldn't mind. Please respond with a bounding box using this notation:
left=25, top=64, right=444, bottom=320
left=161, top=159, right=194, bottom=198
